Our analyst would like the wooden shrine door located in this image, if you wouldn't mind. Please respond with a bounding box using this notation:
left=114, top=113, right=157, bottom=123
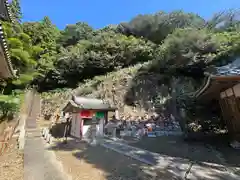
left=224, top=95, right=240, bottom=139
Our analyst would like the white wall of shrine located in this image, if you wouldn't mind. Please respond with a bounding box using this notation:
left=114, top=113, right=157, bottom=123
left=70, top=112, right=105, bottom=140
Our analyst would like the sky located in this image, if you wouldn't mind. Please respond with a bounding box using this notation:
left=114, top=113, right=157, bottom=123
left=20, top=0, right=240, bottom=30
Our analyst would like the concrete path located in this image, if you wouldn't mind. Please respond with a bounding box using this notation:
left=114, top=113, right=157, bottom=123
left=24, top=116, right=70, bottom=180
left=101, top=138, right=240, bottom=180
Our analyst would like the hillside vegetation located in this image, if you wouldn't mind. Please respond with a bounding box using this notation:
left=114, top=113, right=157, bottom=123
left=1, top=1, right=240, bottom=127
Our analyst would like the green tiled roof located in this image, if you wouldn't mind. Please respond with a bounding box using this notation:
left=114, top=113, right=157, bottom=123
left=62, top=96, right=117, bottom=112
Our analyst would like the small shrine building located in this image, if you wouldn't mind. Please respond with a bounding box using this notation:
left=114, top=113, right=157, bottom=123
left=62, top=95, right=117, bottom=140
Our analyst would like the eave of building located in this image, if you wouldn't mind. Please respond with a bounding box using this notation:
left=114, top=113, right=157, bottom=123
left=0, top=21, right=15, bottom=79
left=0, top=0, right=13, bottom=22
left=62, top=96, right=117, bottom=113
left=0, top=0, right=15, bottom=79
left=193, top=72, right=240, bottom=102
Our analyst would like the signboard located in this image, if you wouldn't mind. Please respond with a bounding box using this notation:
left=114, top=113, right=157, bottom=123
left=80, top=110, right=93, bottom=118
left=96, top=112, right=105, bottom=118
left=80, top=111, right=104, bottom=118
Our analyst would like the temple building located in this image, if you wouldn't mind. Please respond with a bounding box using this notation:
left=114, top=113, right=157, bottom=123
left=193, top=58, right=240, bottom=141
left=0, top=0, right=15, bottom=79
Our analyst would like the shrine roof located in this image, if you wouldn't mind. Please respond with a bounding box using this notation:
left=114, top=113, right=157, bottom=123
left=190, top=58, right=240, bottom=101
left=62, top=95, right=117, bottom=112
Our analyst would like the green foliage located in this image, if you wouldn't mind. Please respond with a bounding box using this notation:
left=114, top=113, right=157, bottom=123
left=21, top=17, right=60, bottom=81
left=1, top=21, right=39, bottom=89
left=2, top=4, right=240, bottom=111
left=3, top=7, right=238, bottom=92
left=0, top=94, right=20, bottom=121
left=2, top=1, right=240, bottom=133
left=8, top=37, right=23, bottom=49
left=22, top=17, right=60, bottom=48
left=58, top=22, right=94, bottom=47
left=12, top=72, right=39, bottom=86
left=117, top=10, right=205, bottom=44
left=157, top=28, right=219, bottom=67
left=9, top=0, right=22, bottom=22
left=150, top=28, right=240, bottom=75
left=206, top=9, right=240, bottom=32
left=41, top=31, right=156, bottom=89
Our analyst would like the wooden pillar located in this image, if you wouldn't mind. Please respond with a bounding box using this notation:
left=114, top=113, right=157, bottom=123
left=231, top=87, right=240, bottom=138
left=223, top=91, right=234, bottom=138
left=232, top=87, right=240, bottom=112
left=80, top=117, right=83, bottom=139
left=105, top=112, right=108, bottom=125
left=219, top=98, right=227, bottom=127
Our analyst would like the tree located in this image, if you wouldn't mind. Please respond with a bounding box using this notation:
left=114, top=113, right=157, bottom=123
left=39, top=31, right=156, bottom=90
left=1, top=21, right=41, bottom=90
left=9, top=0, right=22, bottom=22
left=206, top=9, right=240, bottom=32
left=22, top=17, right=61, bottom=86
left=58, top=22, right=94, bottom=47
left=150, top=28, right=240, bottom=76
left=117, top=11, right=205, bottom=44
left=23, top=16, right=60, bottom=49
left=0, top=94, right=21, bottom=121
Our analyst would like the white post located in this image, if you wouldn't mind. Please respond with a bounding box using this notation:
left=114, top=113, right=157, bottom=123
left=44, top=129, right=49, bottom=139
left=112, top=127, right=117, bottom=140
left=115, top=110, right=120, bottom=119
left=98, top=118, right=104, bottom=137
left=90, top=124, right=97, bottom=146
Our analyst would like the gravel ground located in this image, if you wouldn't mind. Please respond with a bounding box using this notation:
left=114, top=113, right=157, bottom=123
left=50, top=140, right=173, bottom=180
left=0, top=138, right=23, bottom=180
left=40, top=120, right=152, bottom=180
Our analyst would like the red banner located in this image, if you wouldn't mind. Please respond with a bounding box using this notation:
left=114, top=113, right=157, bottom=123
left=80, top=110, right=93, bottom=118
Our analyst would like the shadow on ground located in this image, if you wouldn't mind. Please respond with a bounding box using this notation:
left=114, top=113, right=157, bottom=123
left=49, top=139, right=182, bottom=179
left=48, top=138, right=239, bottom=180
left=49, top=122, right=71, bottom=139
left=128, top=135, right=240, bottom=168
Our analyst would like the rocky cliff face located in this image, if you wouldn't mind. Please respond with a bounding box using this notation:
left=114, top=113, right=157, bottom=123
left=41, top=62, right=198, bottom=120
left=41, top=89, right=74, bottom=119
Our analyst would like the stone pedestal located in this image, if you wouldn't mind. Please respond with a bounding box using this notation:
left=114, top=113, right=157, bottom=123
left=49, top=136, right=54, bottom=144
left=90, top=138, right=97, bottom=146
left=44, top=129, right=49, bottom=139
left=112, top=128, right=116, bottom=137
left=89, top=124, right=97, bottom=146
left=46, top=134, right=51, bottom=143
left=96, top=119, right=104, bottom=137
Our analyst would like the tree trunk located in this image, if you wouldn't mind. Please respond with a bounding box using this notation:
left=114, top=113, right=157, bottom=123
left=170, top=78, right=178, bottom=119
left=171, top=78, right=186, bottom=132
